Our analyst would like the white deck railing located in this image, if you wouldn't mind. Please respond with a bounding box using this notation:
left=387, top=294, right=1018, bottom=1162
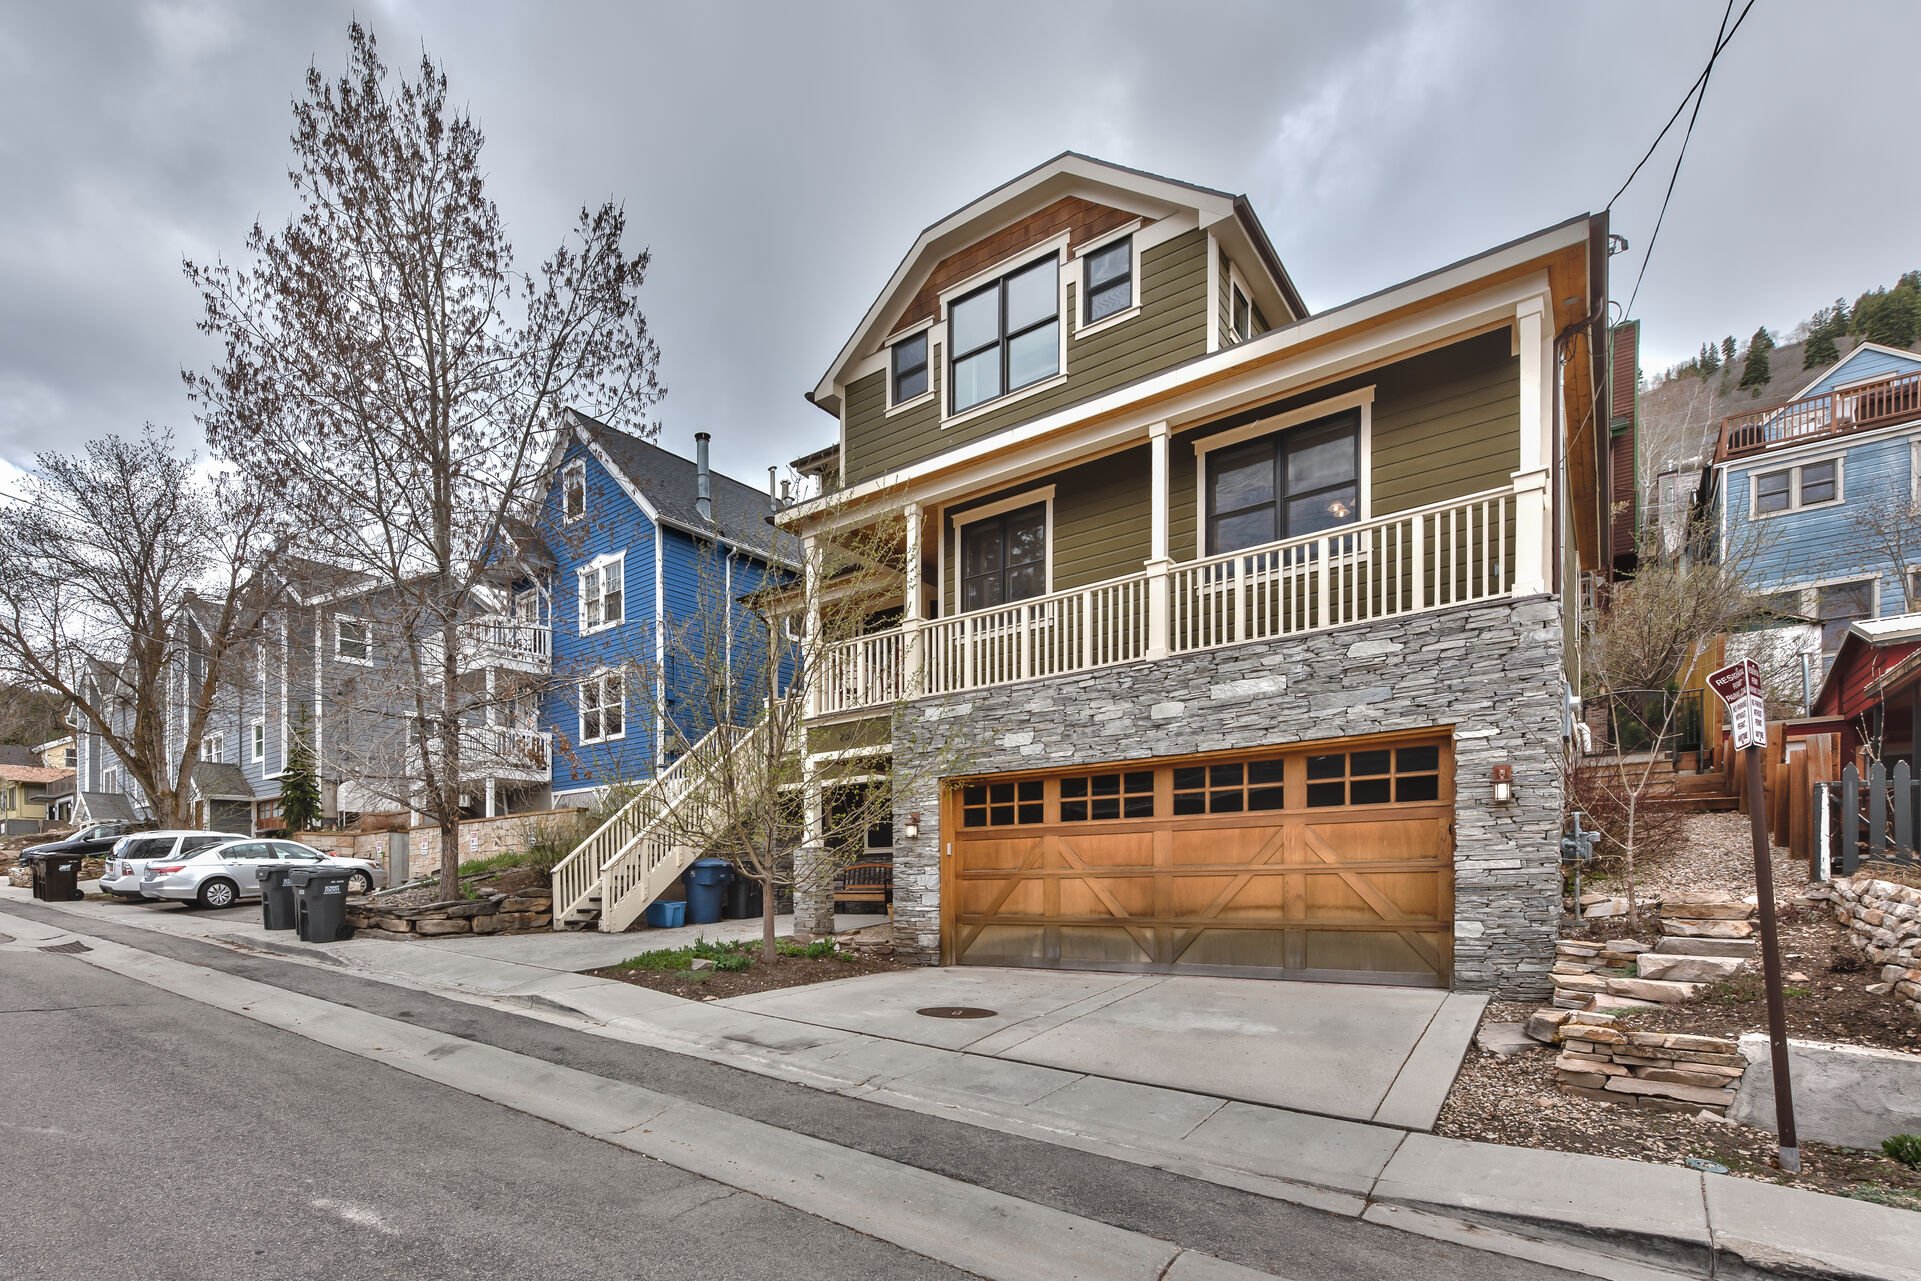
left=809, top=488, right=1516, bottom=717
left=466, top=616, right=552, bottom=670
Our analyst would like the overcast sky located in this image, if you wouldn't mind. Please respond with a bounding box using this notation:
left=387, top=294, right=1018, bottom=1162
left=4, top=1, right=1919, bottom=486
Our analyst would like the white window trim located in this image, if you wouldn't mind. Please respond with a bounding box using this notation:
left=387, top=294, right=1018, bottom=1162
left=884, top=317, right=937, bottom=415
left=950, top=484, right=1056, bottom=615
left=250, top=718, right=266, bottom=764
left=577, top=668, right=627, bottom=745
left=201, top=732, right=225, bottom=764
left=1746, top=454, right=1845, bottom=519
left=333, top=615, right=372, bottom=666
left=1072, top=222, right=1144, bottom=340
left=1192, top=387, right=1375, bottom=559
left=577, top=552, right=626, bottom=634
left=562, top=459, right=588, bottom=524
left=1225, top=264, right=1254, bottom=346
left=939, top=234, right=1071, bottom=430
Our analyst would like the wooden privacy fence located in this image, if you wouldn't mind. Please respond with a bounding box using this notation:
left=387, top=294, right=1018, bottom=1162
left=1725, top=724, right=1840, bottom=866
left=1816, top=761, right=1921, bottom=877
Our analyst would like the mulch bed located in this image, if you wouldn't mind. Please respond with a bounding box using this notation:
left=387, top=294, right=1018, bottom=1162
left=589, top=950, right=911, bottom=1001
left=1435, top=812, right=1921, bottom=1208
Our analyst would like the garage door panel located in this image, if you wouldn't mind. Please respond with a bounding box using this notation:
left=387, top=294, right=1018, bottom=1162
left=950, top=735, right=1453, bottom=986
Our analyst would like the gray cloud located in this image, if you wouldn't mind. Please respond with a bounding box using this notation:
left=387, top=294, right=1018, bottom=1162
left=3, top=0, right=1918, bottom=483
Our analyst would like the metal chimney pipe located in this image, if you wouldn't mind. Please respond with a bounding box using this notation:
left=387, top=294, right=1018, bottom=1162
left=694, top=432, right=712, bottom=523
left=768, top=465, right=779, bottom=511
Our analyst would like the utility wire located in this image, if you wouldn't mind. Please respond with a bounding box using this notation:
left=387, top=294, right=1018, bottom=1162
left=1607, top=0, right=1757, bottom=212
left=1623, top=0, right=1749, bottom=320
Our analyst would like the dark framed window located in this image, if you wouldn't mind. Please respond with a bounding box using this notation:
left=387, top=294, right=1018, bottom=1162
left=1060, top=770, right=1154, bottom=822
left=1231, top=283, right=1252, bottom=342
left=1172, top=756, right=1287, bottom=815
left=959, top=502, right=1046, bottom=612
left=948, top=255, right=1060, bottom=413
left=891, top=331, right=929, bottom=403
left=562, top=460, right=586, bottom=521
left=1205, top=412, right=1361, bottom=555
left=335, top=616, right=370, bottom=662
left=1304, top=744, right=1441, bottom=808
left=1753, top=469, right=1792, bottom=514
left=961, top=779, right=1043, bottom=828
left=1083, top=236, right=1133, bottom=325
left=1816, top=580, right=1874, bottom=654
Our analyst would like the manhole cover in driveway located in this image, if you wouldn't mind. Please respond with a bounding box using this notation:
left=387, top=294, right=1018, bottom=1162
left=917, top=1006, right=996, bottom=1019
left=38, top=941, right=92, bottom=954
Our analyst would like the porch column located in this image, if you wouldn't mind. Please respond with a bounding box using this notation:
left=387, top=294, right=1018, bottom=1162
left=902, top=500, right=924, bottom=697
left=792, top=757, right=836, bottom=936
left=484, top=777, right=497, bottom=818
left=1145, top=421, right=1172, bottom=660
left=1512, top=296, right=1553, bottom=598
left=801, top=531, right=822, bottom=718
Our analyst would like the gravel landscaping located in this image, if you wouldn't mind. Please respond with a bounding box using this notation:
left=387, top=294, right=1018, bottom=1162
left=1437, top=812, right=1921, bottom=1208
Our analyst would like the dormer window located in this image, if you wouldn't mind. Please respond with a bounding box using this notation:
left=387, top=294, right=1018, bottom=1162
left=891, top=331, right=929, bottom=405
left=1083, top=235, right=1133, bottom=324
left=562, top=460, right=587, bottom=522
left=335, top=616, right=370, bottom=664
left=949, top=255, right=1060, bottom=414
left=1230, top=282, right=1253, bottom=344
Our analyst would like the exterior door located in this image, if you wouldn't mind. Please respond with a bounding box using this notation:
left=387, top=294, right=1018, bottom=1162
left=945, top=734, right=1454, bottom=985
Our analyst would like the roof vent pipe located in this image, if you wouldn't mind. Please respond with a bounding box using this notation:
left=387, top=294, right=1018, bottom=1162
left=768, top=465, right=779, bottom=511
left=694, top=432, right=712, bottom=523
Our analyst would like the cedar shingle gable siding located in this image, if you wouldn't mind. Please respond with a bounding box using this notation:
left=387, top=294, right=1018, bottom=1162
left=845, top=228, right=1210, bottom=485
left=889, top=196, right=1139, bottom=333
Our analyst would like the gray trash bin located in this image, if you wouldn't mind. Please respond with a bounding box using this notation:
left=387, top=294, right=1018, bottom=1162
left=292, top=865, right=357, bottom=942
left=258, top=863, right=298, bottom=931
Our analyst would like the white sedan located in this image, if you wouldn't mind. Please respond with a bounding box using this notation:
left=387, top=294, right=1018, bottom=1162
left=140, top=839, right=383, bottom=909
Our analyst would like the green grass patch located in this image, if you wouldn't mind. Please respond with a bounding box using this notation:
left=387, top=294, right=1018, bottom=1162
left=458, top=850, right=535, bottom=879
left=776, top=937, right=840, bottom=961
left=614, top=936, right=760, bottom=973
left=1883, top=1134, right=1921, bottom=1168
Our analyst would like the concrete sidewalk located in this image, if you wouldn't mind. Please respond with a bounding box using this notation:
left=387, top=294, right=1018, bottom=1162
left=8, top=886, right=1918, bottom=1279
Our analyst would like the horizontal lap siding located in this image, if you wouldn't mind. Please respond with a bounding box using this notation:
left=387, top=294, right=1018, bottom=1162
left=843, top=230, right=1210, bottom=486
left=1169, top=328, right=1519, bottom=557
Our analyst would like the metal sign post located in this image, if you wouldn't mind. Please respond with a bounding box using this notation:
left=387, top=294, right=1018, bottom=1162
left=1707, top=658, right=1801, bottom=1173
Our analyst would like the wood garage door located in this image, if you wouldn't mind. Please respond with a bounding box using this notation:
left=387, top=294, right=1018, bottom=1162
left=945, top=734, right=1454, bottom=985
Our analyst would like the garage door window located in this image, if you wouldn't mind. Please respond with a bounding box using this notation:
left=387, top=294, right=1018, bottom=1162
left=1059, top=771, right=1153, bottom=821
left=961, top=779, right=1043, bottom=828
left=1305, top=744, right=1441, bottom=807
left=1172, top=758, right=1286, bottom=814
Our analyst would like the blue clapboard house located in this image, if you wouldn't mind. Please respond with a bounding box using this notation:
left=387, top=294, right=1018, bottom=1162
left=1707, top=341, right=1921, bottom=672
left=532, top=410, right=797, bottom=807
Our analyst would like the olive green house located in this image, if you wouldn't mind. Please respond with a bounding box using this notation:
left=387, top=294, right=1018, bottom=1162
left=774, top=154, right=1613, bottom=996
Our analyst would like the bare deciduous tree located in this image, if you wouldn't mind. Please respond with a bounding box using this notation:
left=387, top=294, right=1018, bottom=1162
left=0, top=429, right=283, bottom=826
left=185, top=24, right=661, bottom=895
left=1846, top=486, right=1921, bottom=614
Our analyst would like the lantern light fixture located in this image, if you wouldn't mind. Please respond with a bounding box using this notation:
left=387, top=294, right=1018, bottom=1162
left=1491, top=764, right=1515, bottom=804
left=903, top=811, right=921, bottom=840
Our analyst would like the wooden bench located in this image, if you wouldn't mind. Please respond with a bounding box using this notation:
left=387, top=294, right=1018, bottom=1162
left=833, top=860, right=893, bottom=912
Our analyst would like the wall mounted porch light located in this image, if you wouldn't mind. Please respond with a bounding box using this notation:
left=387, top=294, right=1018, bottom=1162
left=903, top=812, right=921, bottom=840
left=1491, top=764, right=1515, bottom=805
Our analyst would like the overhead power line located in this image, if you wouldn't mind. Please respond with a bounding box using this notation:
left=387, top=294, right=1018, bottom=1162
left=1621, top=0, right=1756, bottom=320
left=1607, top=0, right=1758, bottom=212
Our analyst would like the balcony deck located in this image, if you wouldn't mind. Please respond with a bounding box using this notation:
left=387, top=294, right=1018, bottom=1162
left=1717, top=369, right=1921, bottom=461
left=812, top=487, right=1517, bottom=719
left=464, top=617, right=552, bottom=674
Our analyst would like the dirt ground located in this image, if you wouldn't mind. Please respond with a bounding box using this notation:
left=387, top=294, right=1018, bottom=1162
left=1436, top=812, right=1921, bottom=1208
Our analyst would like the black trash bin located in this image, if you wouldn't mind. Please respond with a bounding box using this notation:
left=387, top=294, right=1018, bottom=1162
left=258, top=863, right=298, bottom=931
left=722, top=875, right=763, bottom=921
left=682, top=858, right=734, bottom=926
left=36, top=855, right=83, bottom=903
left=292, top=865, right=357, bottom=942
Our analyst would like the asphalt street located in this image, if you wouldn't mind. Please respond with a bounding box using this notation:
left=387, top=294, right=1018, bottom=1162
left=0, top=939, right=966, bottom=1281
left=0, top=901, right=1594, bottom=1281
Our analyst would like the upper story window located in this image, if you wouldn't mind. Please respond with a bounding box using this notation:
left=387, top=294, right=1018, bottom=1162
left=959, top=501, right=1047, bottom=612
left=1751, top=458, right=1840, bottom=516
left=890, top=331, right=929, bottom=405
left=579, top=554, right=624, bottom=631
left=1206, top=412, right=1361, bottom=555
left=949, top=255, right=1059, bottom=414
left=335, top=616, right=370, bottom=664
left=251, top=719, right=266, bottom=763
left=1083, top=236, right=1133, bottom=324
left=579, top=669, right=625, bottom=743
left=562, top=459, right=587, bottom=522
left=200, top=733, right=225, bottom=764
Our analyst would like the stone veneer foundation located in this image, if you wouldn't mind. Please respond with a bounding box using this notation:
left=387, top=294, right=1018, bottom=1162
left=799, top=595, right=1566, bottom=998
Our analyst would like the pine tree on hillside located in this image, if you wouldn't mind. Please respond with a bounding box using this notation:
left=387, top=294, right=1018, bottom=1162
left=1699, top=340, right=1720, bottom=375
left=280, top=715, right=322, bottom=832
left=1852, top=272, right=1921, bottom=348
left=1804, top=300, right=1846, bottom=368
left=1722, top=336, right=1737, bottom=365
left=1739, top=327, right=1774, bottom=390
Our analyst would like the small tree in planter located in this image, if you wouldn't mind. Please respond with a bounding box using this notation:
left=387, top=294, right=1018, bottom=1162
left=280, top=715, right=323, bottom=832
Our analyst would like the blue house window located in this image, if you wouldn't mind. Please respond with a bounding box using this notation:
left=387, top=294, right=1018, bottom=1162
left=563, top=460, right=587, bottom=523
left=580, top=671, right=625, bottom=743
left=1750, top=458, right=1841, bottom=516
left=579, top=555, right=624, bottom=632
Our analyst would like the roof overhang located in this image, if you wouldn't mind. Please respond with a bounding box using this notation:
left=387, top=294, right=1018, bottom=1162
left=809, top=153, right=1307, bottom=415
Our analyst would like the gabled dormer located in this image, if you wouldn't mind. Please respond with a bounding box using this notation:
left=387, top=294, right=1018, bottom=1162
left=810, top=153, right=1307, bottom=488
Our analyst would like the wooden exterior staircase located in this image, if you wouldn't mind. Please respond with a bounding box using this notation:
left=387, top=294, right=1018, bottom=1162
left=549, top=717, right=773, bottom=932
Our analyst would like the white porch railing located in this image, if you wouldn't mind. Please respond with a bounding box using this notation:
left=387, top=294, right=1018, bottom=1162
left=809, top=487, right=1516, bottom=717
left=460, top=723, right=552, bottom=776
left=466, top=616, right=552, bottom=671
left=549, top=716, right=773, bottom=930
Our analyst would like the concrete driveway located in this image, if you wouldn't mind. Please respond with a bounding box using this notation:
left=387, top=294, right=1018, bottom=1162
left=721, top=967, right=1485, bottom=1129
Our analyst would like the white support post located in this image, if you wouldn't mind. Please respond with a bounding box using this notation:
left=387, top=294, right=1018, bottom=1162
left=1145, top=421, right=1172, bottom=661
left=801, top=531, right=822, bottom=717
left=902, top=501, right=924, bottom=698
left=1512, top=294, right=1554, bottom=598
left=1511, top=467, right=1551, bottom=597
left=484, top=778, right=497, bottom=819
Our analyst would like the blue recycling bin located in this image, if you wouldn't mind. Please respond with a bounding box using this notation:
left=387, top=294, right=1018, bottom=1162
left=682, top=858, right=734, bottom=925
